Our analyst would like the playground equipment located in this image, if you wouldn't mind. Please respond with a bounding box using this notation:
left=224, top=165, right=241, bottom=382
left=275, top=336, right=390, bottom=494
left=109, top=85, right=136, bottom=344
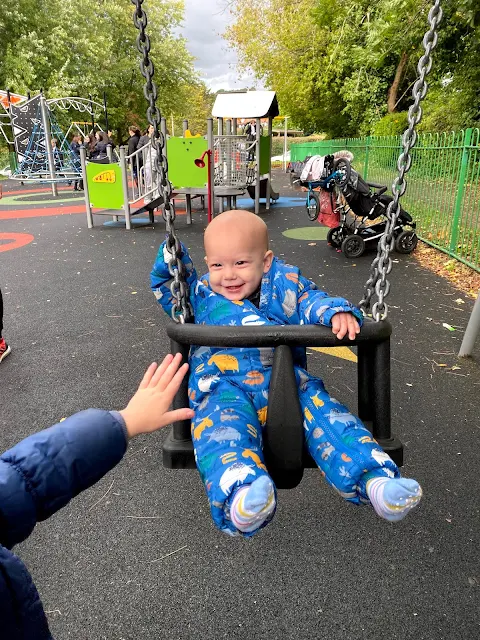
left=212, top=91, right=280, bottom=214
left=0, top=90, right=107, bottom=195
left=80, top=141, right=162, bottom=230
left=459, top=290, right=480, bottom=357
left=131, top=0, right=443, bottom=487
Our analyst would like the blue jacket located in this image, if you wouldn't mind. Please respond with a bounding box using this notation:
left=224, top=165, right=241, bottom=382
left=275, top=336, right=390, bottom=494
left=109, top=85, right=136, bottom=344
left=0, top=410, right=128, bottom=639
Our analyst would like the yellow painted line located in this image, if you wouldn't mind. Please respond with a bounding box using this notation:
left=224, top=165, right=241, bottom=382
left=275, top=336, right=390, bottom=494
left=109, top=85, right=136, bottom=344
left=309, top=346, right=357, bottom=363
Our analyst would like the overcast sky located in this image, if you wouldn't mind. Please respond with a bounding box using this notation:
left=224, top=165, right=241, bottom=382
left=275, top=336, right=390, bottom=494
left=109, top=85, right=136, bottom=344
left=182, top=0, right=261, bottom=92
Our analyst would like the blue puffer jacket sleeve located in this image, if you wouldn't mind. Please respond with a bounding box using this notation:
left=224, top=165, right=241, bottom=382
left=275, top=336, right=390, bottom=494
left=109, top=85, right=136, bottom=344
left=0, top=409, right=128, bottom=550
left=296, top=274, right=364, bottom=327
left=150, top=240, right=198, bottom=318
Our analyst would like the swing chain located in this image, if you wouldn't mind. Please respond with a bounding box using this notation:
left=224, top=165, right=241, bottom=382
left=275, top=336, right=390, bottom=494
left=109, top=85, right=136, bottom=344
left=132, top=0, right=192, bottom=323
left=359, top=0, right=443, bottom=321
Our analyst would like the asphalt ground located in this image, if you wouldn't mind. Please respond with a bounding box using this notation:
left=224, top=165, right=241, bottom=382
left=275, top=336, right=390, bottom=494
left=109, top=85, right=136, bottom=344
left=0, top=175, right=478, bottom=639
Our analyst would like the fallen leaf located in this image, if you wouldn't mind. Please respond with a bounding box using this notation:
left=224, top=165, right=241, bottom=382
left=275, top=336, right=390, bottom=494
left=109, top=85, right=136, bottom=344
left=406, top=383, right=413, bottom=386
left=131, top=291, right=138, bottom=295
left=437, top=363, right=447, bottom=367
left=308, top=242, right=316, bottom=246
left=450, top=365, right=461, bottom=371
left=442, top=323, right=455, bottom=331
left=455, top=298, right=465, bottom=304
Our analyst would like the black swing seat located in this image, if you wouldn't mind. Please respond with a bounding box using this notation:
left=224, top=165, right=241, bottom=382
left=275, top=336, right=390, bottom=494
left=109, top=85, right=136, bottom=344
left=165, top=318, right=403, bottom=490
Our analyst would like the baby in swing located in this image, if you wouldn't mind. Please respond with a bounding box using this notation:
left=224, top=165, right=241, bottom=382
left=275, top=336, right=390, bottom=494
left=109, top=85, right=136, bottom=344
left=151, top=210, right=422, bottom=537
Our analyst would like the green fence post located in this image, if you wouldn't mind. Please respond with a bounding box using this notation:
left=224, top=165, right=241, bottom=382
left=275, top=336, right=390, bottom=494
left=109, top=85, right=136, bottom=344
left=450, top=128, right=473, bottom=253
left=363, top=136, right=371, bottom=181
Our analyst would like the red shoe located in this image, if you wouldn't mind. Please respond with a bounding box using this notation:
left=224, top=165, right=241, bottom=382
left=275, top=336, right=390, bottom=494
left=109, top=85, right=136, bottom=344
left=0, top=338, right=11, bottom=363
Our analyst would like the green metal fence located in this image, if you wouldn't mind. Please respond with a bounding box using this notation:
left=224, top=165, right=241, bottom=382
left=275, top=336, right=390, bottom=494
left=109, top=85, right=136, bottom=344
left=291, top=129, right=480, bottom=272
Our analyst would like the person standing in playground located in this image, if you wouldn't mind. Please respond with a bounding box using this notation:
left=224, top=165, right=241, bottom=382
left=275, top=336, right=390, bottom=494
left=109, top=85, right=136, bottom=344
left=127, top=126, right=141, bottom=185
left=0, top=286, right=11, bottom=363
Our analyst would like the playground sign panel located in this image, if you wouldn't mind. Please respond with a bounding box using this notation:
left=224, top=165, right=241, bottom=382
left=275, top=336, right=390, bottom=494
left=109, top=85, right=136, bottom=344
left=87, top=162, right=124, bottom=209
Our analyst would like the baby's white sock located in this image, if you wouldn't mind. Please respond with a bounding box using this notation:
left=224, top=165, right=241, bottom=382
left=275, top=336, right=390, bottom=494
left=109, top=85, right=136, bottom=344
left=230, top=476, right=276, bottom=533
left=367, top=477, right=422, bottom=522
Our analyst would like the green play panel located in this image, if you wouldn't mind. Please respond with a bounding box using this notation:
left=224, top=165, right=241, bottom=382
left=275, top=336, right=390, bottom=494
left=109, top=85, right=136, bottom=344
left=86, top=162, right=124, bottom=209
left=167, top=137, right=207, bottom=188
left=282, top=226, right=329, bottom=240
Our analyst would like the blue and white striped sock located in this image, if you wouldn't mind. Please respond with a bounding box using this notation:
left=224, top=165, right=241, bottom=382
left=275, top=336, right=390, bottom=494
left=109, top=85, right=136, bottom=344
left=230, top=476, right=276, bottom=533
left=367, top=477, right=422, bottom=522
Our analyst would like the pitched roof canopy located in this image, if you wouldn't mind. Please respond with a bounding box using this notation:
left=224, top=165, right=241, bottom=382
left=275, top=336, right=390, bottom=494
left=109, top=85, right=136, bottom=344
left=212, top=91, right=279, bottom=119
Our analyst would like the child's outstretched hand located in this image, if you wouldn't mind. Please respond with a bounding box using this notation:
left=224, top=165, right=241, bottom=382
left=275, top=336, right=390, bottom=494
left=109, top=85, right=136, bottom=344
left=120, top=354, right=194, bottom=439
left=331, top=312, right=360, bottom=340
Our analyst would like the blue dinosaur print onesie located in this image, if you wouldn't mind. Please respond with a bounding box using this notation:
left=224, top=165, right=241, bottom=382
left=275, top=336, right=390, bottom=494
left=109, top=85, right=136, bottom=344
left=151, top=241, right=399, bottom=536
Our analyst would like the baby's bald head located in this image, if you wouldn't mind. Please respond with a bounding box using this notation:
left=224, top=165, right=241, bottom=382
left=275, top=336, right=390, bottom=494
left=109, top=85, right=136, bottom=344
left=204, top=210, right=269, bottom=255
left=203, top=210, right=274, bottom=300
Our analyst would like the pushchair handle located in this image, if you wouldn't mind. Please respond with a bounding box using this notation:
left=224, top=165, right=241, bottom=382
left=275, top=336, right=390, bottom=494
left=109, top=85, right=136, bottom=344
left=367, top=182, right=387, bottom=195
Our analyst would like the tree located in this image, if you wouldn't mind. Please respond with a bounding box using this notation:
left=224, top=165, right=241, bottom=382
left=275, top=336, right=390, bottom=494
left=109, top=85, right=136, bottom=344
left=0, top=0, right=198, bottom=136
left=224, top=0, right=480, bottom=136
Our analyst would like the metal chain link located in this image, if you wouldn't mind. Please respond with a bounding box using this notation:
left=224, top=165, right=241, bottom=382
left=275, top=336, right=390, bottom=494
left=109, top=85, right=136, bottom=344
left=359, top=0, right=443, bottom=321
left=131, top=0, right=192, bottom=323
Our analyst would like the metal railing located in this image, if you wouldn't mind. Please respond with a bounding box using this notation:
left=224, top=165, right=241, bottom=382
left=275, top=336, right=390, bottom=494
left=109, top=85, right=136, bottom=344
left=291, top=129, right=480, bottom=271
left=213, top=135, right=249, bottom=188
left=125, top=141, right=158, bottom=205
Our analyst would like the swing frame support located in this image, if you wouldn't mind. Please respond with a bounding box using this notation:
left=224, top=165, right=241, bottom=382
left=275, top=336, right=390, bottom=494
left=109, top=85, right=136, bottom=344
left=164, top=319, right=403, bottom=489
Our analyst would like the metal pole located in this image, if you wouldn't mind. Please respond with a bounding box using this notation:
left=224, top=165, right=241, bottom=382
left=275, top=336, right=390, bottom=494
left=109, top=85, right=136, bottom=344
left=119, top=146, right=131, bottom=230
left=363, top=135, right=371, bottom=181
left=217, top=118, right=224, bottom=213
left=225, top=119, right=232, bottom=210
left=450, top=128, right=473, bottom=253
left=79, top=146, right=93, bottom=228
left=171, top=115, right=175, bottom=137
left=103, top=91, right=109, bottom=133
left=255, top=117, right=261, bottom=214
left=265, top=117, right=272, bottom=210
left=283, top=116, right=288, bottom=172
left=459, top=290, right=480, bottom=357
left=106, top=144, right=113, bottom=162
left=89, top=94, right=95, bottom=133
left=40, top=93, right=58, bottom=196
left=182, top=119, right=188, bottom=135
left=232, top=118, right=237, bottom=135
left=207, top=118, right=215, bottom=218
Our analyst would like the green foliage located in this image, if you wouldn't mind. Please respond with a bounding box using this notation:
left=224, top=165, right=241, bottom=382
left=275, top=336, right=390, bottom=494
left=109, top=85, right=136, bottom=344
left=0, top=0, right=207, bottom=135
left=373, top=112, right=409, bottom=136
left=224, top=0, right=480, bottom=137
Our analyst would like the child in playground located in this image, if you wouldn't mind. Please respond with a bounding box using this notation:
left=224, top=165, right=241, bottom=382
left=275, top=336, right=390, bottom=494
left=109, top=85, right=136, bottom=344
left=0, top=355, right=193, bottom=639
left=151, top=210, right=423, bottom=537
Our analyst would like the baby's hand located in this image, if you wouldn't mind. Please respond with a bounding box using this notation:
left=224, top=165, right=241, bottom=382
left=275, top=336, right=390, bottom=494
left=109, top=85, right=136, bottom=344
left=331, top=312, right=360, bottom=341
left=120, top=354, right=194, bottom=438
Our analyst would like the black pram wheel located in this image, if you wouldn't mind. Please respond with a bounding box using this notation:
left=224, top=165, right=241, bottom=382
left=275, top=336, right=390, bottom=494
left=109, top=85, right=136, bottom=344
left=306, top=191, right=320, bottom=221
left=395, top=230, right=418, bottom=254
left=341, top=234, right=365, bottom=258
left=327, top=226, right=344, bottom=249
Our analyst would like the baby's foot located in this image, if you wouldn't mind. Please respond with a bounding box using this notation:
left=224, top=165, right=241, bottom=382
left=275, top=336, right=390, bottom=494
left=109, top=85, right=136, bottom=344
left=230, top=476, right=276, bottom=533
left=366, top=477, right=422, bottom=522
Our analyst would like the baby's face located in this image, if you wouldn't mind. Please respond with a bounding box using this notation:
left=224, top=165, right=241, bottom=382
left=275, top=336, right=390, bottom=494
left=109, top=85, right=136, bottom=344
left=205, top=235, right=273, bottom=301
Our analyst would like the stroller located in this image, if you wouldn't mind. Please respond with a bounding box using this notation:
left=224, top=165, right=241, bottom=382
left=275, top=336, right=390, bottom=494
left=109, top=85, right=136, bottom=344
left=290, top=153, right=417, bottom=258
left=327, top=160, right=417, bottom=258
